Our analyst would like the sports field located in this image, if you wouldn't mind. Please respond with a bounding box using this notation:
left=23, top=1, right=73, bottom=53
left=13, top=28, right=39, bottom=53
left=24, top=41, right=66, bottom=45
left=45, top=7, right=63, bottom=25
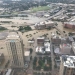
left=31, top=6, right=50, bottom=12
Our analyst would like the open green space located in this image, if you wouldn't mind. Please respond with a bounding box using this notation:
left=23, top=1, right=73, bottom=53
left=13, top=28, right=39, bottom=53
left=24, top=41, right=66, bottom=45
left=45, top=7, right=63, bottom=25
left=31, top=6, right=50, bottom=12
left=33, top=56, right=52, bottom=71
left=18, top=26, right=32, bottom=32
left=0, top=26, right=7, bottom=31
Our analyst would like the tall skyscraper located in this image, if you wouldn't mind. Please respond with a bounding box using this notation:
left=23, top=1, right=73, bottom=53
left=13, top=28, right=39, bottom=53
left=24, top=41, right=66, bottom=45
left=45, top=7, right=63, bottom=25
left=6, top=32, right=24, bottom=68
left=59, top=55, right=75, bottom=75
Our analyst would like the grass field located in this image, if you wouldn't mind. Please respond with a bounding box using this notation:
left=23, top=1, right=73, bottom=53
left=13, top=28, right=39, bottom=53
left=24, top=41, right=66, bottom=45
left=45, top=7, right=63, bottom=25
left=31, top=6, right=50, bottom=12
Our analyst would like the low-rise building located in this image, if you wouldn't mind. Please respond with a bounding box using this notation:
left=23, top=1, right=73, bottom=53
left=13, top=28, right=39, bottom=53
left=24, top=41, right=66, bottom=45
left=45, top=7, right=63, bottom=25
left=35, top=22, right=45, bottom=30
left=61, top=38, right=67, bottom=44
left=44, top=42, right=51, bottom=53
left=45, top=20, right=54, bottom=28
left=63, top=22, right=75, bottom=29
left=54, top=44, right=71, bottom=55
left=37, top=37, right=45, bottom=46
left=36, top=47, right=45, bottom=54
left=60, top=44, right=71, bottom=55
left=24, top=51, right=30, bottom=62
left=35, top=20, right=55, bottom=30
left=51, top=35, right=61, bottom=45
left=54, top=47, right=60, bottom=55
left=36, top=42, right=50, bottom=54
left=67, top=36, right=74, bottom=43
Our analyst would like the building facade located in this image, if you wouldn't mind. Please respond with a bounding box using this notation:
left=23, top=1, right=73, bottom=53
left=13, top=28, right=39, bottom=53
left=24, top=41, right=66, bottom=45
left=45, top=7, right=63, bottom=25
left=63, top=22, right=75, bottom=29
left=6, top=32, right=24, bottom=68
left=72, top=42, right=75, bottom=54
left=59, top=55, right=75, bottom=75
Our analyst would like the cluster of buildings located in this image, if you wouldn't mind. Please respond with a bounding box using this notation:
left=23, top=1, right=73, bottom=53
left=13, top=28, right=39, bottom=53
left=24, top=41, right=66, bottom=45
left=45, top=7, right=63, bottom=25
left=0, top=28, right=75, bottom=75
left=35, top=20, right=55, bottom=30
left=51, top=33, right=74, bottom=55
left=36, top=37, right=50, bottom=54
left=51, top=32, right=75, bottom=75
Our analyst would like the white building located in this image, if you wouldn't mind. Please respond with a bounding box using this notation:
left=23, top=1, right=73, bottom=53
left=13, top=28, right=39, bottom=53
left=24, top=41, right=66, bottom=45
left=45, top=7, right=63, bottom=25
left=44, top=42, right=50, bottom=53
left=35, top=20, right=55, bottom=29
left=36, top=42, right=50, bottom=54
left=6, top=32, right=24, bottom=68
left=59, top=55, right=75, bottom=75
left=36, top=47, right=45, bottom=54
left=5, top=69, right=12, bottom=75
left=24, top=51, right=30, bottom=62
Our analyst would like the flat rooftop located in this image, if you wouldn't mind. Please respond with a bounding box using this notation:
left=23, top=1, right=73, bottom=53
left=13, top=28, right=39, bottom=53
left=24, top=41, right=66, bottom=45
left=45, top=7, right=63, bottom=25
left=24, top=51, right=30, bottom=56
left=37, top=37, right=45, bottom=40
left=45, top=20, right=54, bottom=24
left=6, top=32, right=20, bottom=40
left=5, top=69, right=12, bottom=75
left=35, top=20, right=54, bottom=26
left=62, top=55, right=75, bottom=68
left=64, top=22, right=75, bottom=25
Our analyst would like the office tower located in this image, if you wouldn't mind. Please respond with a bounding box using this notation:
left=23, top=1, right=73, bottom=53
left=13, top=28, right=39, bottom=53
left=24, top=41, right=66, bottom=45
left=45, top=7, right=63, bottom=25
left=59, top=55, right=75, bottom=75
left=6, top=32, right=24, bottom=68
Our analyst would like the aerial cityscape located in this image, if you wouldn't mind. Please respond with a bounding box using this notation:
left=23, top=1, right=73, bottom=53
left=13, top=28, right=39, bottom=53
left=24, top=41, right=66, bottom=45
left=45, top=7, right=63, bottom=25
left=0, top=0, right=75, bottom=75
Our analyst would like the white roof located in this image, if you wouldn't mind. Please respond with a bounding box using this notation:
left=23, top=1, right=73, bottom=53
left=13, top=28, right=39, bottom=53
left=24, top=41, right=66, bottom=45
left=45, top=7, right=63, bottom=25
left=6, top=32, right=20, bottom=40
left=36, top=42, right=51, bottom=53
left=36, top=47, right=45, bottom=53
left=24, top=51, right=30, bottom=56
left=35, top=20, right=54, bottom=26
left=64, top=22, right=75, bottom=25
left=40, top=22, right=45, bottom=25
left=44, top=14, right=50, bottom=17
left=63, top=56, right=75, bottom=68
left=44, top=42, right=50, bottom=47
left=45, top=21, right=54, bottom=24
left=44, top=42, right=50, bottom=52
left=37, top=37, right=45, bottom=40
left=54, top=48, right=60, bottom=54
left=45, top=47, right=50, bottom=52
left=6, top=69, right=12, bottom=75
left=28, top=40, right=34, bottom=43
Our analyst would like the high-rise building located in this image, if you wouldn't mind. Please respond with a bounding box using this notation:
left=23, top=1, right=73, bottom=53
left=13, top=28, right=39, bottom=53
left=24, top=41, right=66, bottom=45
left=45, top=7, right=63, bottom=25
left=6, top=32, right=24, bottom=68
left=59, top=55, right=75, bottom=75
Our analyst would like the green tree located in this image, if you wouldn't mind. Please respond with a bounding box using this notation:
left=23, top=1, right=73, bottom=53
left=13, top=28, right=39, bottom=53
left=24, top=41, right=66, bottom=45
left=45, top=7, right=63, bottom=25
left=30, top=48, right=33, bottom=54
left=38, top=60, right=44, bottom=68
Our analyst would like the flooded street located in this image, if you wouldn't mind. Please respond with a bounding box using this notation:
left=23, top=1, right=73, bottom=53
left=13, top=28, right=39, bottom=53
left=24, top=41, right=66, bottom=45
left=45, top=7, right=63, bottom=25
left=57, top=22, right=75, bottom=34
left=0, top=15, right=75, bottom=48
left=0, top=15, right=46, bottom=30
left=0, top=15, right=46, bottom=24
